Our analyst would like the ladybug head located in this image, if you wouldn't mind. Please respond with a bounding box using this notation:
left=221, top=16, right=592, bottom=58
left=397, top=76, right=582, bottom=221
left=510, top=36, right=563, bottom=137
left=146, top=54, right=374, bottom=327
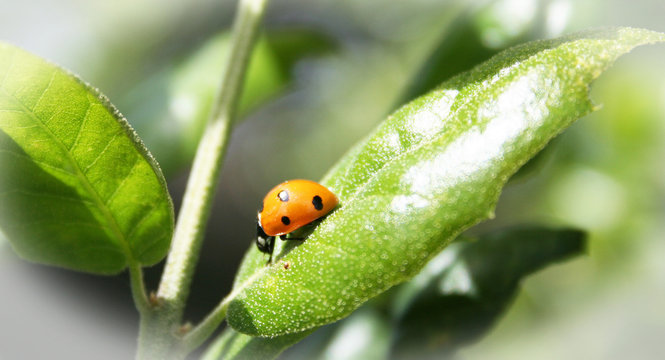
left=256, top=222, right=274, bottom=255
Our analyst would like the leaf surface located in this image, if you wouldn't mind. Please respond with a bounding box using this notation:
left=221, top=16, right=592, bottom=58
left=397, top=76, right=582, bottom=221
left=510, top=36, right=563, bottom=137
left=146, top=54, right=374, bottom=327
left=227, top=28, right=664, bottom=336
left=0, top=43, right=174, bottom=274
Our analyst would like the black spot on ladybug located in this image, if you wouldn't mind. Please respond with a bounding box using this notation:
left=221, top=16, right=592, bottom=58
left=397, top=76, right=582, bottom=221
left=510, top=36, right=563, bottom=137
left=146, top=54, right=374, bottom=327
left=278, top=190, right=289, bottom=202
left=312, top=195, right=323, bottom=210
left=281, top=216, right=291, bottom=225
left=258, top=201, right=264, bottom=213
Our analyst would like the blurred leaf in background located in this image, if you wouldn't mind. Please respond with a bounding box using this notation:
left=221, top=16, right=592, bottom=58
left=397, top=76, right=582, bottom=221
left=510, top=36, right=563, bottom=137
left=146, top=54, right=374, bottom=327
left=389, top=227, right=585, bottom=359
left=117, top=29, right=336, bottom=174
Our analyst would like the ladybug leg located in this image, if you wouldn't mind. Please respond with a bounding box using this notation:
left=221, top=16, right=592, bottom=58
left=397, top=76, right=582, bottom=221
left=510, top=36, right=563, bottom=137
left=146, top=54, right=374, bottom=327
left=279, top=219, right=324, bottom=241
left=279, top=234, right=305, bottom=241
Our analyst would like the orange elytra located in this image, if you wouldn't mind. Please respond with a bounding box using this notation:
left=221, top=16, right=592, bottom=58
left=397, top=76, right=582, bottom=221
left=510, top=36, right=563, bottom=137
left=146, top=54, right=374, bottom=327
left=255, top=179, right=338, bottom=262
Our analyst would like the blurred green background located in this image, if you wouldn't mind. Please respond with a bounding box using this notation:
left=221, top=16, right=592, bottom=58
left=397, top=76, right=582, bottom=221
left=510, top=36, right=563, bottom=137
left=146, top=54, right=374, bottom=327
left=1, top=0, right=664, bottom=359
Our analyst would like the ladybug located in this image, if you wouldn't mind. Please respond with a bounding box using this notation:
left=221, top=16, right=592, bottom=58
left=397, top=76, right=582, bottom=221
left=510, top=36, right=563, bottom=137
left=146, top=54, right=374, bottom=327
left=256, top=179, right=338, bottom=262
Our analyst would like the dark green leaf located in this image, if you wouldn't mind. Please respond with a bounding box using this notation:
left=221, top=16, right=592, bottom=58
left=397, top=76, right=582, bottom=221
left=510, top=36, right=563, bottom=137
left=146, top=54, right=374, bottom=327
left=227, top=28, right=664, bottom=336
left=390, top=227, right=586, bottom=359
left=0, top=43, right=173, bottom=274
left=264, top=28, right=337, bottom=78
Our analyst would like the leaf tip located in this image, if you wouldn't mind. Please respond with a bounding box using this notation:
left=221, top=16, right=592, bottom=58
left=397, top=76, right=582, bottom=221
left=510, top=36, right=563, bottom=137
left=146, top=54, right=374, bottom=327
left=618, top=27, right=665, bottom=44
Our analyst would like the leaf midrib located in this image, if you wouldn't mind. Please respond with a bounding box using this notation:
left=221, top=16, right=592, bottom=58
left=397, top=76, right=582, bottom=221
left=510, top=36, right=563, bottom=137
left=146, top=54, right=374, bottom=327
left=0, top=78, right=135, bottom=264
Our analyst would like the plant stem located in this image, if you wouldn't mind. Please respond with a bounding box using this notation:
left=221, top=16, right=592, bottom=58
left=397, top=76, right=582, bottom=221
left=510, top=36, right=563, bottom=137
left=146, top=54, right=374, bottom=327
left=128, top=260, right=151, bottom=315
left=137, top=0, right=270, bottom=357
left=180, top=260, right=268, bottom=352
left=158, top=0, right=268, bottom=316
left=180, top=296, right=230, bottom=353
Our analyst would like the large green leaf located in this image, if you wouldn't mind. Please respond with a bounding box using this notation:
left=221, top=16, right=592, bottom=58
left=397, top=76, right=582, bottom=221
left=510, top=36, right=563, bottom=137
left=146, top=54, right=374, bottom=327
left=206, top=228, right=584, bottom=360
left=226, top=28, right=664, bottom=336
left=390, top=227, right=585, bottom=359
left=0, top=43, right=174, bottom=274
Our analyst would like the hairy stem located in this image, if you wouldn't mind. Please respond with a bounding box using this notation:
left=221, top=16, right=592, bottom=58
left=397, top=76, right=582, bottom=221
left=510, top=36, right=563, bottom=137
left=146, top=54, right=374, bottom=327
left=158, top=0, right=268, bottom=318
left=136, top=0, right=270, bottom=357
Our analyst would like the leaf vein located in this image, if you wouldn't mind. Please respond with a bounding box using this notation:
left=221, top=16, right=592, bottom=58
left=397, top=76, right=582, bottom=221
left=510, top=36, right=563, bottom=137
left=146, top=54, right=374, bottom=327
left=135, top=228, right=169, bottom=261
left=0, top=188, right=95, bottom=205
left=126, top=205, right=158, bottom=244
left=31, top=69, right=57, bottom=113
left=0, top=86, right=133, bottom=259
left=83, top=131, right=120, bottom=174
left=0, top=148, right=76, bottom=176
left=9, top=219, right=106, bottom=231
left=103, top=155, right=140, bottom=207
left=68, top=98, right=92, bottom=152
